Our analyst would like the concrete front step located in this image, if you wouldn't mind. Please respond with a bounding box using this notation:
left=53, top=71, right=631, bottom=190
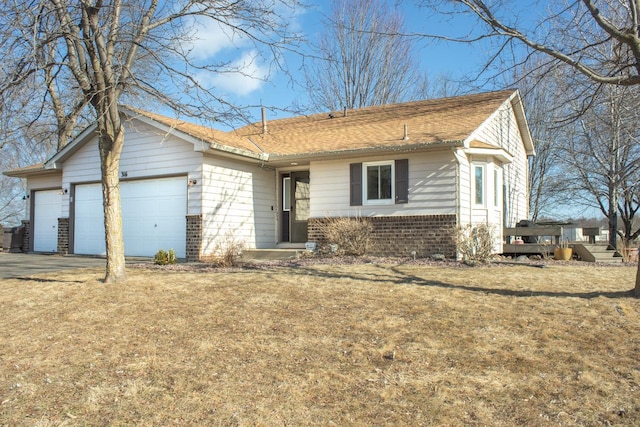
left=242, top=249, right=304, bottom=261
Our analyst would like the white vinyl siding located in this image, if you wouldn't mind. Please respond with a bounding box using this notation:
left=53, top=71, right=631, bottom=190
left=201, top=156, right=276, bottom=254
left=310, top=150, right=457, bottom=218
left=467, top=97, right=529, bottom=227
left=61, top=120, right=203, bottom=218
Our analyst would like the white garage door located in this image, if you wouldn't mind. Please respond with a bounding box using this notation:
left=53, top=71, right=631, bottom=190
left=74, top=177, right=187, bottom=257
left=33, top=189, right=62, bottom=252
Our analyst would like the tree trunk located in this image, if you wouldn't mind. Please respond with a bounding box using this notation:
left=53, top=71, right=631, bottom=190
left=99, top=123, right=127, bottom=283
left=608, top=183, right=617, bottom=249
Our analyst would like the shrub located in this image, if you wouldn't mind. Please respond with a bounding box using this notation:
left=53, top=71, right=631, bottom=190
left=324, top=217, right=373, bottom=256
left=154, top=249, right=177, bottom=265
left=453, top=223, right=495, bottom=263
left=207, top=231, right=246, bottom=267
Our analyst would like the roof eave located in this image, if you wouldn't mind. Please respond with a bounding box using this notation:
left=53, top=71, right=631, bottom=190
left=508, top=90, right=536, bottom=156
left=204, top=142, right=269, bottom=162
left=267, top=140, right=465, bottom=163
left=120, top=107, right=268, bottom=160
left=464, top=147, right=514, bottom=164
left=3, top=165, right=62, bottom=178
left=45, top=123, right=98, bottom=167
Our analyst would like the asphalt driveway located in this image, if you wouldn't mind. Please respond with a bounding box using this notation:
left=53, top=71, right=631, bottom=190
left=0, top=252, right=108, bottom=279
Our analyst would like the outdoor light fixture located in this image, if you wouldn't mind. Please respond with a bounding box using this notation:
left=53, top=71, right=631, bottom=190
left=22, top=194, right=30, bottom=200
left=59, top=188, right=68, bottom=195
left=188, top=179, right=197, bottom=187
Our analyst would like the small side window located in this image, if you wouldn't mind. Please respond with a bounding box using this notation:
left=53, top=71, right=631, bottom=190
left=474, top=165, right=484, bottom=206
left=282, top=176, right=291, bottom=211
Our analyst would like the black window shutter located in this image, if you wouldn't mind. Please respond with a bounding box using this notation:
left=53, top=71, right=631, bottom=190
left=350, top=163, right=362, bottom=206
left=395, top=159, right=409, bottom=204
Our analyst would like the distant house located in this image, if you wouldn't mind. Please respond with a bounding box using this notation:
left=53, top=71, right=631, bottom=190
left=4, top=89, right=535, bottom=260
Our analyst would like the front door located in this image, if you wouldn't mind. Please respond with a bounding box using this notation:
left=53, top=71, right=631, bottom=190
left=289, top=171, right=310, bottom=243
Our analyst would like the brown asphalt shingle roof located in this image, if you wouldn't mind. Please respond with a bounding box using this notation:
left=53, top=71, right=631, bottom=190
left=4, top=90, right=520, bottom=178
left=127, top=109, right=264, bottom=155
left=231, top=89, right=516, bottom=156
left=130, top=89, right=515, bottom=158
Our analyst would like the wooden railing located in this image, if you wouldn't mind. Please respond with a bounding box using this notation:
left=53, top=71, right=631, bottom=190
left=502, top=225, right=564, bottom=255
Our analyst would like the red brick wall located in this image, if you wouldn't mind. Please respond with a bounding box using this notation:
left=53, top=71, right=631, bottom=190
left=21, top=220, right=30, bottom=252
left=186, top=214, right=202, bottom=262
left=57, top=217, right=69, bottom=255
left=308, top=215, right=457, bottom=258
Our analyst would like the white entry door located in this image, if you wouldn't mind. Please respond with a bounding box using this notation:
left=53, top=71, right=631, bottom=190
left=74, top=177, right=187, bottom=257
left=33, top=189, right=62, bottom=252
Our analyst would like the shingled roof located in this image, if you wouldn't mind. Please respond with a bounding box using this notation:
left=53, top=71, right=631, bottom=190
left=231, top=89, right=518, bottom=157
left=127, top=89, right=520, bottom=159
left=125, top=108, right=264, bottom=156
left=4, top=89, right=530, bottom=178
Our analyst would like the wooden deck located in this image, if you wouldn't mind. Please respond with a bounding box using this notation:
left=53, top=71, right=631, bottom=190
left=502, top=225, right=562, bottom=257
left=502, top=243, right=554, bottom=256
left=502, top=225, right=625, bottom=263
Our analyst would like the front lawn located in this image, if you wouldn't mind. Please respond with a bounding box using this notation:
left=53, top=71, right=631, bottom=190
left=1, top=261, right=638, bottom=426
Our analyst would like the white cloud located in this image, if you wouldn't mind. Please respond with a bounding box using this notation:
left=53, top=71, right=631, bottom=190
left=188, top=17, right=247, bottom=60
left=200, top=50, right=269, bottom=97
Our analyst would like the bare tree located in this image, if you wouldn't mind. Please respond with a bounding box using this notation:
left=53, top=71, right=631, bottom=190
left=1, top=0, right=301, bottom=283
left=420, top=0, right=640, bottom=295
left=0, top=73, right=58, bottom=227
left=512, top=65, right=567, bottom=222
left=305, top=0, right=427, bottom=111
left=422, top=0, right=640, bottom=87
left=561, top=84, right=640, bottom=247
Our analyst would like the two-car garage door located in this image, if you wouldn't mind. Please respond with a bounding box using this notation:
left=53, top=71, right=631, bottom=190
left=74, top=177, right=187, bottom=258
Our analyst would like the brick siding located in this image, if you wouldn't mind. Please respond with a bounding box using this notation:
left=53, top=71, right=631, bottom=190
left=57, top=217, right=69, bottom=255
left=21, top=220, right=31, bottom=252
left=186, top=214, right=203, bottom=262
left=308, top=214, right=457, bottom=258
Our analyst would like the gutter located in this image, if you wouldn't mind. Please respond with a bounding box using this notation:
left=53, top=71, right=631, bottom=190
left=267, top=139, right=465, bottom=163
left=3, top=164, right=61, bottom=178
left=204, top=140, right=269, bottom=162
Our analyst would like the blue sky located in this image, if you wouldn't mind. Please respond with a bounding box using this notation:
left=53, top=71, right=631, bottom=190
left=189, top=1, right=494, bottom=126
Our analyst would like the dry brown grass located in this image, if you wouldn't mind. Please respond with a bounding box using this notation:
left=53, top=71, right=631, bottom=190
left=1, top=261, right=639, bottom=426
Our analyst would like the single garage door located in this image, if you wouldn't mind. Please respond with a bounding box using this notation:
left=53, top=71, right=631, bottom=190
left=74, top=177, right=187, bottom=258
left=33, top=189, right=63, bottom=252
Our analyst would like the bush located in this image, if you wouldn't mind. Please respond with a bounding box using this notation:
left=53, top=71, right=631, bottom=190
left=206, top=231, right=246, bottom=267
left=453, top=223, right=495, bottom=263
left=323, top=217, right=373, bottom=256
left=154, top=249, right=177, bottom=265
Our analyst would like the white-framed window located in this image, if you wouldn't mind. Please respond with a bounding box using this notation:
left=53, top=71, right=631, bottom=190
left=473, top=164, right=485, bottom=206
left=363, top=161, right=394, bottom=205
left=282, top=176, right=291, bottom=211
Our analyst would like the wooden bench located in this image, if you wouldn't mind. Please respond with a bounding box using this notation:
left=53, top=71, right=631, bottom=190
left=502, top=226, right=564, bottom=255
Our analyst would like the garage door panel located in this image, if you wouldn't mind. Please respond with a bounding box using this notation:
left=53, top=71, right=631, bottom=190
left=74, top=183, right=106, bottom=255
left=74, top=177, right=186, bottom=258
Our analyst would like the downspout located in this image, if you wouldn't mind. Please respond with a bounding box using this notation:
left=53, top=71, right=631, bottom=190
left=453, top=147, right=461, bottom=226
left=453, top=148, right=462, bottom=260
